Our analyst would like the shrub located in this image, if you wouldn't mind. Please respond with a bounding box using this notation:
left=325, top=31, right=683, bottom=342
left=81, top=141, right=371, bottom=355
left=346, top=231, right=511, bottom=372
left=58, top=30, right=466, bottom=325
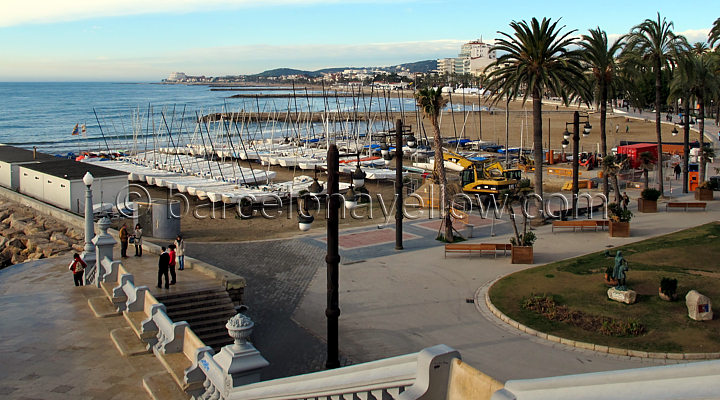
left=641, top=188, right=662, bottom=201
left=660, top=277, right=678, bottom=297
left=608, top=203, right=633, bottom=222
left=510, top=230, right=537, bottom=247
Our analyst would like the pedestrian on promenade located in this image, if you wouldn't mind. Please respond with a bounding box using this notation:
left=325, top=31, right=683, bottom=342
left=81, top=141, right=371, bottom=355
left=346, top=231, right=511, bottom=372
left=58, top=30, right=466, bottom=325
left=69, top=253, right=86, bottom=286
left=674, top=164, right=681, bottom=180
left=625, top=125, right=629, bottom=133
left=174, top=235, right=185, bottom=270
left=168, top=244, right=177, bottom=285
left=157, top=247, right=170, bottom=289
left=133, top=224, right=143, bottom=257
left=615, top=124, right=619, bottom=133
left=119, top=223, right=129, bottom=258
left=622, top=192, right=630, bottom=210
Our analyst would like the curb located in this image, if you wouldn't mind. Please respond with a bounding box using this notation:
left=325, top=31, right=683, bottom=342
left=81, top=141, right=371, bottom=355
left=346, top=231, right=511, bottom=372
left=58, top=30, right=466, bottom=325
left=482, top=278, right=720, bottom=361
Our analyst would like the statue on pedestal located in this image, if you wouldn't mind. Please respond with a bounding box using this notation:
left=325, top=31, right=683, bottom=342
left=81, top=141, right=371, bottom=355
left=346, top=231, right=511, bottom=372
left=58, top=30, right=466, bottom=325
left=612, top=251, right=629, bottom=290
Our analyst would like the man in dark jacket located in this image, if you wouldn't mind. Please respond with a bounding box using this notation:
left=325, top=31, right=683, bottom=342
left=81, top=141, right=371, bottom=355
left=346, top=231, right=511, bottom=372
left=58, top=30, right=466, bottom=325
left=157, top=247, right=170, bottom=289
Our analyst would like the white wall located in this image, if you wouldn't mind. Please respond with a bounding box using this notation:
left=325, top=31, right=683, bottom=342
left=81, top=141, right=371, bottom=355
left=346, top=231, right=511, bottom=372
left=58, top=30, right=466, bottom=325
left=0, top=161, right=11, bottom=189
left=71, top=176, right=128, bottom=213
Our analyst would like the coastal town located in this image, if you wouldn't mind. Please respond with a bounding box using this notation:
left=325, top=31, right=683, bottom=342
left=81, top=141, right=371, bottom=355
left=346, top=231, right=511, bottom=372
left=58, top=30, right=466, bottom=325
left=1, top=4, right=720, bottom=400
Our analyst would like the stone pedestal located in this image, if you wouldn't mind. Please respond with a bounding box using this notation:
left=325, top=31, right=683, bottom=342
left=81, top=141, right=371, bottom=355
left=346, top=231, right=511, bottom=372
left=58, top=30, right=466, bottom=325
left=686, top=290, right=713, bottom=321
left=92, top=217, right=117, bottom=287
left=607, top=287, right=636, bottom=304
left=213, top=314, right=269, bottom=388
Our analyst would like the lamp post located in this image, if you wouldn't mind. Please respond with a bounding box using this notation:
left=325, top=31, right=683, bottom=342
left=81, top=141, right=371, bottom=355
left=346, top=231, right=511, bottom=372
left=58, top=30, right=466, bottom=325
left=81, top=172, right=96, bottom=267
left=562, top=111, right=591, bottom=215
left=387, top=119, right=417, bottom=250
left=325, top=144, right=341, bottom=369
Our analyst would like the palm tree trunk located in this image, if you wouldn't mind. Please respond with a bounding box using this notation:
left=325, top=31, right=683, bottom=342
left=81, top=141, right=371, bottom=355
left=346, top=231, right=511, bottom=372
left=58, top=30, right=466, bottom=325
left=613, top=175, right=621, bottom=204
left=431, top=116, right=452, bottom=242
left=508, top=204, right=521, bottom=245
left=654, top=55, right=664, bottom=194
left=683, top=100, right=690, bottom=193
left=600, top=83, right=609, bottom=200
left=644, top=170, right=649, bottom=189
left=532, top=89, right=544, bottom=214
left=699, top=99, right=706, bottom=182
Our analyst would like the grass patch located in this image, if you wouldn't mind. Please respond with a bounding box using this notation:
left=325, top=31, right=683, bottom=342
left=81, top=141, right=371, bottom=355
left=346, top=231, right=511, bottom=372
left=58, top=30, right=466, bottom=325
left=490, top=222, right=720, bottom=353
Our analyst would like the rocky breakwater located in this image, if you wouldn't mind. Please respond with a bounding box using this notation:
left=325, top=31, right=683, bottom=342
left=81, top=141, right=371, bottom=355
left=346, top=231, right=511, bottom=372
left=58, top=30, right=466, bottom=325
left=0, top=200, right=85, bottom=269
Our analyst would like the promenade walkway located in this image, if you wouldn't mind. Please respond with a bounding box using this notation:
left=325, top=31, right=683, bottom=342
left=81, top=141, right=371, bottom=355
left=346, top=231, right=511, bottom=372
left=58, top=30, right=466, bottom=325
left=0, top=246, right=221, bottom=399
left=290, top=191, right=720, bottom=382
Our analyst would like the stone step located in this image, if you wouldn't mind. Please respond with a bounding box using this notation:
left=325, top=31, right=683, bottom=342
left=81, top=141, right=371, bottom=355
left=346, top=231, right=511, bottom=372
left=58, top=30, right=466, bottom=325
left=166, top=303, right=235, bottom=321
left=88, top=296, right=120, bottom=318
left=158, top=292, right=232, bottom=310
left=110, top=327, right=150, bottom=357
left=154, top=286, right=226, bottom=303
left=142, top=371, right=189, bottom=400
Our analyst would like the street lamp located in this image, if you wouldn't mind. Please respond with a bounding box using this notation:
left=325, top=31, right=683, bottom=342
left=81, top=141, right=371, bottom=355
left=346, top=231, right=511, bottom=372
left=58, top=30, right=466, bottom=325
left=81, top=172, right=96, bottom=271
left=563, top=111, right=592, bottom=215
left=384, top=119, right=417, bottom=250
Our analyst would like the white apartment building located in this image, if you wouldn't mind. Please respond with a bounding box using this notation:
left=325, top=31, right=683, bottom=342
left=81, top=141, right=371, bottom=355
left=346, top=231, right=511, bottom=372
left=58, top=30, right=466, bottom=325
left=167, top=72, right=187, bottom=82
left=437, top=39, right=496, bottom=76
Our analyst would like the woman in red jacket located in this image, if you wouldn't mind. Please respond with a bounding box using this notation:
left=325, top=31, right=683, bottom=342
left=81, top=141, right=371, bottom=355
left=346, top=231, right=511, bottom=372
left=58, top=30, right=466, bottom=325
left=69, top=253, right=87, bottom=286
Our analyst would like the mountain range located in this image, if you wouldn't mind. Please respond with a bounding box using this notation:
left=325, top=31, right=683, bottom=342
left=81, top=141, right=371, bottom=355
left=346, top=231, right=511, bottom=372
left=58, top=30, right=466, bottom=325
left=250, top=60, right=437, bottom=78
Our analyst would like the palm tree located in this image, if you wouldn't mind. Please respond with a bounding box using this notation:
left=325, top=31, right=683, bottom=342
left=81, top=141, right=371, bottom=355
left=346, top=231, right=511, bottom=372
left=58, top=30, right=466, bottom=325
left=671, top=50, right=720, bottom=182
left=709, top=17, right=720, bottom=49
left=602, top=154, right=624, bottom=204
left=580, top=27, right=624, bottom=201
left=668, top=48, right=693, bottom=193
left=484, top=17, right=586, bottom=210
left=415, top=87, right=452, bottom=242
left=625, top=13, right=684, bottom=195
left=638, top=151, right=656, bottom=189
left=500, top=178, right=535, bottom=247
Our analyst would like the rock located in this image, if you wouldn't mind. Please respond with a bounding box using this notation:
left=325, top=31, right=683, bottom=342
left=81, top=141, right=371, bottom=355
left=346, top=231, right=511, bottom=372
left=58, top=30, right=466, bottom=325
left=24, top=227, right=50, bottom=238
left=65, top=228, right=84, bottom=241
left=0, top=210, right=11, bottom=223
left=72, top=244, right=84, bottom=252
left=607, top=287, right=637, bottom=304
left=2, top=245, right=23, bottom=259
left=27, top=252, right=44, bottom=261
left=39, top=242, right=70, bottom=258
left=0, top=236, right=8, bottom=249
left=0, top=227, right=20, bottom=238
left=50, top=232, right=73, bottom=246
left=25, top=237, right=50, bottom=252
left=686, top=290, right=713, bottom=321
left=0, top=253, right=11, bottom=268
left=6, top=238, right=26, bottom=250
left=11, top=253, right=26, bottom=264
left=20, top=248, right=30, bottom=256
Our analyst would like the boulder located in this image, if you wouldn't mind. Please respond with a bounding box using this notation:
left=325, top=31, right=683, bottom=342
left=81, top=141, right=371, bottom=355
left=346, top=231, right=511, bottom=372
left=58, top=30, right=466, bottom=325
left=0, top=211, right=11, bottom=223
left=72, top=244, right=85, bottom=253
left=2, top=246, right=23, bottom=259
left=0, top=227, right=20, bottom=238
left=27, top=252, right=44, bottom=261
left=6, top=238, right=26, bottom=250
left=25, top=237, right=50, bottom=252
left=24, top=227, right=50, bottom=239
left=607, top=287, right=637, bottom=304
left=11, top=253, right=27, bottom=264
left=0, top=253, right=11, bottom=268
left=65, top=228, right=84, bottom=241
left=50, top=232, right=73, bottom=246
left=686, top=290, right=713, bottom=321
left=0, top=236, right=8, bottom=249
left=39, top=242, right=70, bottom=258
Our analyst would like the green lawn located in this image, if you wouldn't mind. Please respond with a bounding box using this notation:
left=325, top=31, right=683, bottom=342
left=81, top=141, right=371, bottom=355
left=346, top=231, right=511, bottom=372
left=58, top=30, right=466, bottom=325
left=489, top=222, right=720, bottom=353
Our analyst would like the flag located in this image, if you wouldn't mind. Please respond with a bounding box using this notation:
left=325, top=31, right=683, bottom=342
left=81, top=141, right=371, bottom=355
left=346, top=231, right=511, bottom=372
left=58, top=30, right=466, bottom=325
left=81, top=124, right=87, bottom=138
left=71, top=123, right=79, bottom=136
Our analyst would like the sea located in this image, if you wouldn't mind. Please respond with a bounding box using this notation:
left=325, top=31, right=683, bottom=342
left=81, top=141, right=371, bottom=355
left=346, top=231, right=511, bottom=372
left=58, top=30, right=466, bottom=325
left=0, top=82, right=439, bottom=156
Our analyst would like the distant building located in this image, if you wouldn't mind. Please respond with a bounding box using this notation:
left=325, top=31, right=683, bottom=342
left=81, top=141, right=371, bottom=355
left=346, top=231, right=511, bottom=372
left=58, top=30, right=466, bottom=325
left=437, top=39, right=496, bottom=76
left=167, top=72, right=187, bottom=82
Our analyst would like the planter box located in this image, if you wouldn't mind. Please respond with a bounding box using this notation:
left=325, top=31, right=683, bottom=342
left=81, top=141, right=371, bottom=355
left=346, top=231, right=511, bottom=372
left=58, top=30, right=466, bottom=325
left=511, top=246, right=533, bottom=264
left=637, top=198, right=657, bottom=213
left=695, top=188, right=714, bottom=201
left=609, top=221, right=630, bottom=237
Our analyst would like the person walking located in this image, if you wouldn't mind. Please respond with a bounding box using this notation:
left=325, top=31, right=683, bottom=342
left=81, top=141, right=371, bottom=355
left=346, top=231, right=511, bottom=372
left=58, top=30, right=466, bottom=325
left=625, top=125, right=629, bottom=133
left=615, top=124, right=619, bottom=133
left=622, top=192, right=630, bottom=210
left=174, top=235, right=185, bottom=270
left=119, top=223, right=129, bottom=258
left=69, top=253, right=86, bottom=286
left=674, top=164, right=681, bottom=180
left=168, top=244, right=177, bottom=285
left=133, top=224, right=143, bottom=257
left=157, top=247, right=170, bottom=289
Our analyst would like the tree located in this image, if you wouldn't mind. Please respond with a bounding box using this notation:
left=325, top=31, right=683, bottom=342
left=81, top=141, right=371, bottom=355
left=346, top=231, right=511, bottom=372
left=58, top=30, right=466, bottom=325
left=625, top=13, right=684, bottom=195
left=709, top=17, right=720, bottom=49
left=668, top=48, right=693, bottom=193
left=580, top=27, right=624, bottom=201
left=484, top=17, right=586, bottom=211
left=670, top=49, right=720, bottom=182
left=638, top=151, right=656, bottom=189
left=500, top=178, right=536, bottom=247
left=602, top=154, right=624, bottom=204
left=415, top=87, right=453, bottom=242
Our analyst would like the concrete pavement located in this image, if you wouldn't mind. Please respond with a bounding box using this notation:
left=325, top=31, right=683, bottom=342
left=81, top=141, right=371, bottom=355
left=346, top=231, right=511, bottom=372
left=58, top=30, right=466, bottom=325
left=291, top=191, right=720, bottom=382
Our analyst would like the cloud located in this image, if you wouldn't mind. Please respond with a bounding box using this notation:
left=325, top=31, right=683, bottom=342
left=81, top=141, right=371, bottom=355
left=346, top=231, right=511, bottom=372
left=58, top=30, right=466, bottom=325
left=675, top=28, right=711, bottom=45
left=0, top=0, right=394, bottom=27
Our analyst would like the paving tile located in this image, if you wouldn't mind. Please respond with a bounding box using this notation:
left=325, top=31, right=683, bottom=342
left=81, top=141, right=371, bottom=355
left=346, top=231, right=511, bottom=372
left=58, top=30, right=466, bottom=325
left=50, top=384, right=74, bottom=393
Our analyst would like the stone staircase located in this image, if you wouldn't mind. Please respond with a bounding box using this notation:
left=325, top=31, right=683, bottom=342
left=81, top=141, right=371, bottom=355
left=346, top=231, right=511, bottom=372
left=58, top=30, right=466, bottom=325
left=155, top=286, right=237, bottom=352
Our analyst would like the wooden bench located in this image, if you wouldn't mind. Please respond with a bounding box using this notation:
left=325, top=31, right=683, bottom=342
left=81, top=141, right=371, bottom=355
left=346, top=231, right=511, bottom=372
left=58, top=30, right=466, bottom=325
left=666, top=202, right=707, bottom=211
left=444, top=243, right=512, bottom=258
left=552, top=219, right=609, bottom=232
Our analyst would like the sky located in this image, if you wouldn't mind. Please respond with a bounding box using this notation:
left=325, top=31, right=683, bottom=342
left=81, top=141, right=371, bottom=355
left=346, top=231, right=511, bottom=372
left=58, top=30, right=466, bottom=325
left=0, top=0, right=716, bottom=81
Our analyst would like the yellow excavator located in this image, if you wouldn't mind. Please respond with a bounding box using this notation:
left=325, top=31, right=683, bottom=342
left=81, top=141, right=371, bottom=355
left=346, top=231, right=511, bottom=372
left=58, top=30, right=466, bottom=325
left=443, top=150, right=522, bottom=196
